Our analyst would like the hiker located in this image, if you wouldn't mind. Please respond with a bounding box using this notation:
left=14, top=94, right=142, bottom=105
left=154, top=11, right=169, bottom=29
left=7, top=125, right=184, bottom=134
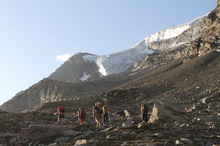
left=140, top=103, right=148, bottom=123
left=93, top=102, right=103, bottom=127
left=103, top=103, right=110, bottom=125
left=77, top=108, right=86, bottom=125
left=55, top=106, right=65, bottom=125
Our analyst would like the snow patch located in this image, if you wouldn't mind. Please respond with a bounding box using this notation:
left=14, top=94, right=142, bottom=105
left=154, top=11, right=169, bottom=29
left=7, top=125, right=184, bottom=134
left=143, top=15, right=205, bottom=46
left=132, top=65, right=142, bottom=72
left=79, top=72, right=90, bottom=81
left=170, top=42, right=188, bottom=48
left=82, top=54, right=98, bottom=62
left=128, top=72, right=138, bottom=76
left=145, top=25, right=190, bottom=43
left=96, top=46, right=153, bottom=76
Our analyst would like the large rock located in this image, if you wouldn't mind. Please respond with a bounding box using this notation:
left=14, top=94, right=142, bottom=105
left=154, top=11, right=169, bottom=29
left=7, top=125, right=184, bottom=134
left=20, top=124, right=68, bottom=141
left=122, top=117, right=133, bottom=127
left=123, top=110, right=131, bottom=117
left=148, top=101, right=189, bottom=124
left=74, top=139, right=90, bottom=146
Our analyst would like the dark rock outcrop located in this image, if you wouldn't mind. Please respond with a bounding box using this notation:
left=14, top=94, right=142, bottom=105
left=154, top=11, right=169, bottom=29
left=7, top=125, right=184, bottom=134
left=48, top=53, right=100, bottom=83
left=185, top=3, right=220, bottom=56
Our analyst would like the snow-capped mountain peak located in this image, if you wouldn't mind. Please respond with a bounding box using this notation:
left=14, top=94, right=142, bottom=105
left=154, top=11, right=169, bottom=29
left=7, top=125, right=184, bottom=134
left=81, top=15, right=205, bottom=77
left=144, top=15, right=206, bottom=44
left=48, top=14, right=206, bottom=81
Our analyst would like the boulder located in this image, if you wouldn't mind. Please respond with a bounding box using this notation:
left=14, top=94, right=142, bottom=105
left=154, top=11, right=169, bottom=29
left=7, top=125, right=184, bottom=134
left=122, top=117, right=133, bottom=127
left=180, top=138, right=194, bottom=145
left=123, top=110, right=131, bottom=117
left=200, top=97, right=208, bottom=104
left=20, top=124, right=68, bottom=141
left=74, top=139, right=90, bottom=146
left=175, top=140, right=184, bottom=145
left=148, top=101, right=189, bottom=123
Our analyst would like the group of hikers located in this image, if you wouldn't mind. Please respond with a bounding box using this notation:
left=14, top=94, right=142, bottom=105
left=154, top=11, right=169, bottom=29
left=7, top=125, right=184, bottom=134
left=92, top=102, right=110, bottom=126
left=55, top=101, right=148, bottom=127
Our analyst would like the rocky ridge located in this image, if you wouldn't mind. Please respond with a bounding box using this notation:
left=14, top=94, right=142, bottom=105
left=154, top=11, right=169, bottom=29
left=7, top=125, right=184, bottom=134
left=185, top=3, right=220, bottom=56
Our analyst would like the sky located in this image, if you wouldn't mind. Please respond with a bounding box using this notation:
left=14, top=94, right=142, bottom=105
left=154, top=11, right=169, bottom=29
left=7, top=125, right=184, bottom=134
left=0, top=0, right=216, bottom=105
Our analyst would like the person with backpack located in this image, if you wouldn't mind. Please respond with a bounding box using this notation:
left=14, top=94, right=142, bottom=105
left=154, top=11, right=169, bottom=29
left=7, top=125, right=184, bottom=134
left=102, top=103, right=110, bottom=125
left=140, top=103, right=148, bottom=123
left=77, top=108, right=86, bottom=125
left=93, top=102, right=103, bottom=127
left=55, top=106, right=65, bottom=125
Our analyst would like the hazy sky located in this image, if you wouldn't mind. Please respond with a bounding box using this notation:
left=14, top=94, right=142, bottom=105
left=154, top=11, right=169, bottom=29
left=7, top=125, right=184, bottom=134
left=0, top=0, right=216, bottom=105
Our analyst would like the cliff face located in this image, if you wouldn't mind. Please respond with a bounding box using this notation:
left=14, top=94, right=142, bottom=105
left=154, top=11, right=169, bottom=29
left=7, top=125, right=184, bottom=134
left=0, top=73, right=138, bottom=113
left=185, top=3, right=220, bottom=56
left=0, top=79, right=65, bottom=112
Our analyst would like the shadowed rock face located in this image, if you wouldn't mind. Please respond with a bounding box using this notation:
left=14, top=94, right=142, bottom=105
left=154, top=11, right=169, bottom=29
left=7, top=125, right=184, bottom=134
left=0, top=79, right=65, bottom=113
left=185, top=3, right=220, bottom=57
left=48, top=53, right=100, bottom=83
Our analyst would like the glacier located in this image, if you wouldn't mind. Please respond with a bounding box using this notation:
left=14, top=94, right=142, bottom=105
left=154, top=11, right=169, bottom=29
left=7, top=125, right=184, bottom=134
left=81, top=15, right=205, bottom=77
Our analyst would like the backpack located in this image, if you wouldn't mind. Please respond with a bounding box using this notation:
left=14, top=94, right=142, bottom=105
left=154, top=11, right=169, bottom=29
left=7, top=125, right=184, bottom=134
left=80, top=108, right=86, bottom=117
left=103, top=105, right=109, bottom=114
left=58, top=106, right=65, bottom=113
left=94, top=105, right=103, bottom=114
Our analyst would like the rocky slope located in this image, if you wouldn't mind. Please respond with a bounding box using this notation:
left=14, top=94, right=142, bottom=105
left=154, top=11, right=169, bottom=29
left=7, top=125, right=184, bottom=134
left=0, top=50, right=219, bottom=145
left=0, top=74, right=138, bottom=113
